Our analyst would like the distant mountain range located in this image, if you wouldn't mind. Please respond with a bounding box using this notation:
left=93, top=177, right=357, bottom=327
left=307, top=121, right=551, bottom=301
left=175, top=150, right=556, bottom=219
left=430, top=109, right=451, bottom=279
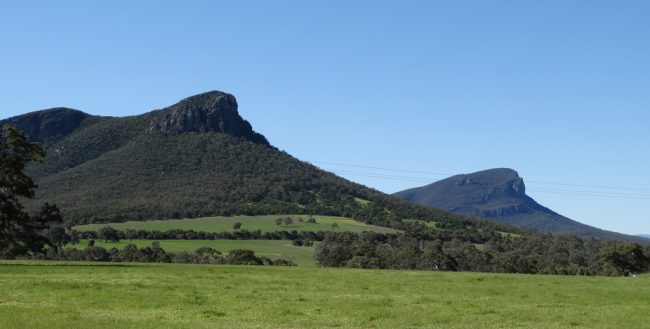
left=394, top=168, right=646, bottom=242
left=1, top=91, right=475, bottom=230
left=639, top=234, right=650, bottom=239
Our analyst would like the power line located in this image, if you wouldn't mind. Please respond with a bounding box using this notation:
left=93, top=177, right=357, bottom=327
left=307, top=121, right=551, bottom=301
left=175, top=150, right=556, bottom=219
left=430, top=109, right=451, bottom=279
left=526, top=186, right=650, bottom=198
left=527, top=188, right=650, bottom=200
left=309, top=161, right=453, bottom=177
left=308, top=160, right=650, bottom=192
left=309, top=161, right=650, bottom=200
left=526, top=180, right=650, bottom=192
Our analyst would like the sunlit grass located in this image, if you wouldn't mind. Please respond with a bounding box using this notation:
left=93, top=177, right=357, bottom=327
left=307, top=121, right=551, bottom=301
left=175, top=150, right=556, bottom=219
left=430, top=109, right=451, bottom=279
left=1, top=261, right=648, bottom=329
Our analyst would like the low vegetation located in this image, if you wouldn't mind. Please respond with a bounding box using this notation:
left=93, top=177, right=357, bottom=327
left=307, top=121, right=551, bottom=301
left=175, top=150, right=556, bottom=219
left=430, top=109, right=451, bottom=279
left=1, top=261, right=649, bottom=329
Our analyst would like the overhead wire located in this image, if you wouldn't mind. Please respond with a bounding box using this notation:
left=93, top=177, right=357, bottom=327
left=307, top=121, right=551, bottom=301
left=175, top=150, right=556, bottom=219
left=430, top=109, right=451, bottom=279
left=307, top=160, right=650, bottom=200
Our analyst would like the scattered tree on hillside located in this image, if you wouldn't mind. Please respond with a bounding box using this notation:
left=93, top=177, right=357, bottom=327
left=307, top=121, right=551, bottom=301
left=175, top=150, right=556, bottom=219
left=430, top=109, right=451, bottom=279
left=331, top=223, right=339, bottom=231
left=0, top=124, right=64, bottom=258
left=282, top=217, right=294, bottom=227
left=233, top=222, right=242, bottom=230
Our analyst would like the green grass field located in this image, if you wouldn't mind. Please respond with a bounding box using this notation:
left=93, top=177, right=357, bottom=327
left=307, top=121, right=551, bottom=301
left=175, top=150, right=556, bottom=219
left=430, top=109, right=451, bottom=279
left=74, top=240, right=316, bottom=266
left=74, top=215, right=398, bottom=234
left=1, top=261, right=648, bottom=328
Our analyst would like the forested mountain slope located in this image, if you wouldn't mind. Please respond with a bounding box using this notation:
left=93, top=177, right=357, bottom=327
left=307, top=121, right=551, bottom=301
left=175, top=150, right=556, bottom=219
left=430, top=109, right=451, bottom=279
left=2, top=91, right=493, bottom=232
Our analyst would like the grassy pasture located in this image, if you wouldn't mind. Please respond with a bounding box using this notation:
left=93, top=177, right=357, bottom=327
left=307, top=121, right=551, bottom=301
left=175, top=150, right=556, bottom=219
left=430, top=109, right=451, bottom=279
left=0, top=261, right=648, bottom=329
left=73, top=239, right=316, bottom=266
left=74, top=215, right=398, bottom=234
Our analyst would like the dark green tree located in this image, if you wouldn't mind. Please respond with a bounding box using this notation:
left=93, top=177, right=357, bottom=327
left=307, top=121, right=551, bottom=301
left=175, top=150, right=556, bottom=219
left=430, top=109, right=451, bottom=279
left=98, top=226, right=120, bottom=243
left=602, top=243, right=649, bottom=275
left=44, top=226, right=71, bottom=251
left=0, top=124, right=63, bottom=258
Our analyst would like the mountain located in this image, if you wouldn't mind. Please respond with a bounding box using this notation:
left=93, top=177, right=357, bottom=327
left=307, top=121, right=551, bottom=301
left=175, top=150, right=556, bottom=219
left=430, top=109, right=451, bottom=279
left=640, top=234, right=650, bottom=239
left=1, top=91, right=481, bottom=230
left=394, top=168, right=646, bottom=242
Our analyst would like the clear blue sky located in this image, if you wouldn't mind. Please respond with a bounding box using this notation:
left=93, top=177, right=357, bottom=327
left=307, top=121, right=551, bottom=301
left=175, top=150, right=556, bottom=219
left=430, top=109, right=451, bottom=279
left=1, top=1, right=648, bottom=234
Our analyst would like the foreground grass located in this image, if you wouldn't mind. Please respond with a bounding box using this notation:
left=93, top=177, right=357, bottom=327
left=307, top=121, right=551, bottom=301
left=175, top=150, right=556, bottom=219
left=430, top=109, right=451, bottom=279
left=1, top=261, right=648, bottom=328
left=74, top=215, right=397, bottom=234
left=74, top=240, right=316, bottom=266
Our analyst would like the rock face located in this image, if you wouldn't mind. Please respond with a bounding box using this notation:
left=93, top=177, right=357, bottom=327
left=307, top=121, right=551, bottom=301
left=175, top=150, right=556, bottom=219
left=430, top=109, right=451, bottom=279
left=395, top=169, right=531, bottom=216
left=2, top=108, right=91, bottom=145
left=395, top=168, right=646, bottom=241
left=146, top=91, right=269, bottom=146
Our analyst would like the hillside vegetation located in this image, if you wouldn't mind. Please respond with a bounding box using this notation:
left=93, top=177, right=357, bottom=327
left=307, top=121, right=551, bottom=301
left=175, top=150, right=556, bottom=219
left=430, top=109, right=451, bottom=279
left=3, top=91, right=497, bottom=236
left=4, top=91, right=649, bottom=277
left=1, top=261, right=648, bottom=329
left=73, top=215, right=398, bottom=234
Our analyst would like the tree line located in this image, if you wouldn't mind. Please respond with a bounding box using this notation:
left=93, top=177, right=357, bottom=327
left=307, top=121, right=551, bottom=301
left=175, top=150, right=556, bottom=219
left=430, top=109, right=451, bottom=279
left=314, top=231, right=650, bottom=276
left=81, top=226, right=341, bottom=242
left=30, top=241, right=295, bottom=266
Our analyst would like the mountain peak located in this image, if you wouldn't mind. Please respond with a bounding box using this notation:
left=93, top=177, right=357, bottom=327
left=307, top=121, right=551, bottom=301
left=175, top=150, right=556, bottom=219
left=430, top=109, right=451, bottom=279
left=395, top=168, right=645, bottom=242
left=146, top=91, right=269, bottom=146
left=1, top=107, right=92, bottom=144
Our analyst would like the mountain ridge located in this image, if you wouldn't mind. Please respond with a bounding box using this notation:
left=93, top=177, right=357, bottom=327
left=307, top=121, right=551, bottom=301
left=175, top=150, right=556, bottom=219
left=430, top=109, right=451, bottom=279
left=1, top=91, right=502, bottom=234
left=394, top=168, right=646, bottom=242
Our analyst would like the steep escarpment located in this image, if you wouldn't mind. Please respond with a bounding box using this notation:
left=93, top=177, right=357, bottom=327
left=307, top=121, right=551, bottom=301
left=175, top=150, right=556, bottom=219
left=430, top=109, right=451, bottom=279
left=395, top=168, right=646, bottom=242
left=145, top=91, right=269, bottom=145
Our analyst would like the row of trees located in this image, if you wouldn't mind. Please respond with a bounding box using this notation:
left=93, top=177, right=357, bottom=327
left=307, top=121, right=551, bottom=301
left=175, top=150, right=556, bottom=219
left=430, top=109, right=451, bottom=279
left=32, top=242, right=295, bottom=266
left=82, top=227, right=334, bottom=242
left=314, top=231, right=650, bottom=276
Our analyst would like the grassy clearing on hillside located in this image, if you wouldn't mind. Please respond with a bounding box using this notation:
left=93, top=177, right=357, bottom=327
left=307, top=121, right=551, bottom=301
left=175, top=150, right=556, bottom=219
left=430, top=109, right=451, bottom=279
left=73, top=240, right=316, bottom=266
left=1, top=261, right=648, bottom=329
left=74, top=215, right=398, bottom=234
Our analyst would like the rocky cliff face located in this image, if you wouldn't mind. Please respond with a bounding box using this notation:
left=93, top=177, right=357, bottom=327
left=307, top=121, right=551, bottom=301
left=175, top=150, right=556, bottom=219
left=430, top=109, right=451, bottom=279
left=146, top=91, right=269, bottom=146
left=448, top=168, right=526, bottom=204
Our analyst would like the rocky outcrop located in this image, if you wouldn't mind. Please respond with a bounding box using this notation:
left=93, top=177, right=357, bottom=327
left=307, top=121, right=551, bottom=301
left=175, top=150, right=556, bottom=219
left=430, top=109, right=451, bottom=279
left=146, top=91, right=269, bottom=146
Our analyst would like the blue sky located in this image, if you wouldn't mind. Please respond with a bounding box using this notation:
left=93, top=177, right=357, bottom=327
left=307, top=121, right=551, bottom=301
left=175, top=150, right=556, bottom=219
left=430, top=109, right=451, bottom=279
left=1, top=1, right=648, bottom=234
